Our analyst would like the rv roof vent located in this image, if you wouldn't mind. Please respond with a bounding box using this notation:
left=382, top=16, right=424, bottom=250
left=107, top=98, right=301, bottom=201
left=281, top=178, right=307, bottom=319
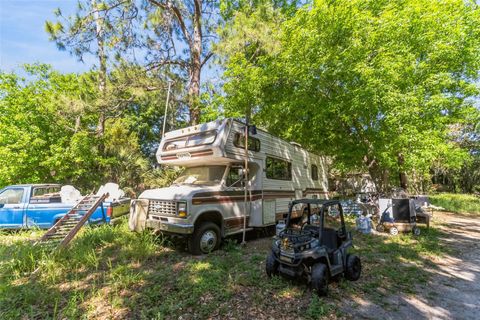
left=290, top=142, right=302, bottom=148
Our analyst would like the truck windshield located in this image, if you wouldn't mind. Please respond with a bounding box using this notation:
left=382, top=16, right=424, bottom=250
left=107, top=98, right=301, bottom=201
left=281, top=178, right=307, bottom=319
left=174, top=166, right=226, bottom=186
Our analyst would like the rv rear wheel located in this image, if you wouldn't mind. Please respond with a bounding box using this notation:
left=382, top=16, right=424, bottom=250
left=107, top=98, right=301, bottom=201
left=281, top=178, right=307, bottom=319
left=188, top=222, right=221, bottom=255
left=376, top=224, right=385, bottom=233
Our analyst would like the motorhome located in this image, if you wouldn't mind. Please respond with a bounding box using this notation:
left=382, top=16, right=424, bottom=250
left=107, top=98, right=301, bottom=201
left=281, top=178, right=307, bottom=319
left=129, top=118, right=329, bottom=254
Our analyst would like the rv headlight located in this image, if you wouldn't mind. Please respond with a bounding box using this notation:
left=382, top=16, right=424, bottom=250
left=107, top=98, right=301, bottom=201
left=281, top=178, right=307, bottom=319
left=177, top=201, right=188, bottom=218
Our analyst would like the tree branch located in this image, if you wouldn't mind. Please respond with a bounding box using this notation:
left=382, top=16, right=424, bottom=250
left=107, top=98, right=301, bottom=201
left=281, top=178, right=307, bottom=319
left=149, top=0, right=192, bottom=47
left=146, top=59, right=189, bottom=71
left=201, top=51, right=213, bottom=68
left=193, top=0, right=202, bottom=41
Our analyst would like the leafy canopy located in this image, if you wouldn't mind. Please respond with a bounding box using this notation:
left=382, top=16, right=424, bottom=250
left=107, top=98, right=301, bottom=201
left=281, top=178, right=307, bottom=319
left=220, top=0, right=480, bottom=189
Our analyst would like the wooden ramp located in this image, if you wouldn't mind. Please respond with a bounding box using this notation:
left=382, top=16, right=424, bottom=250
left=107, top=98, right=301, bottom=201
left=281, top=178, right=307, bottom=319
left=35, top=193, right=109, bottom=248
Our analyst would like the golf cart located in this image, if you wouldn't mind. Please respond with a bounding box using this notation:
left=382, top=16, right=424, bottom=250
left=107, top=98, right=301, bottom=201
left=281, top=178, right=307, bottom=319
left=266, top=199, right=361, bottom=296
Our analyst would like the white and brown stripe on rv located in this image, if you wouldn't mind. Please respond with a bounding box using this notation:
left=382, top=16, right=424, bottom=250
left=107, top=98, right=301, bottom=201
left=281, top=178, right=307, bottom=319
left=160, top=149, right=214, bottom=161
left=191, top=190, right=295, bottom=205
left=225, top=216, right=250, bottom=229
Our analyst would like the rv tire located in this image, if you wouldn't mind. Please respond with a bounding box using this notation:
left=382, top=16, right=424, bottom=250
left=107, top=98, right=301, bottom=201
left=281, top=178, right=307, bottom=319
left=188, top=222, right=221, bottom=255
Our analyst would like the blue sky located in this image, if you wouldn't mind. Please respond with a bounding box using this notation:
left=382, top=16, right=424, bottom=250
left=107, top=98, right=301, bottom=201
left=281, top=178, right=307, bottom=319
left=0, top=0, right=222, bottom=85
left=0, top=0, right=97, bottom=73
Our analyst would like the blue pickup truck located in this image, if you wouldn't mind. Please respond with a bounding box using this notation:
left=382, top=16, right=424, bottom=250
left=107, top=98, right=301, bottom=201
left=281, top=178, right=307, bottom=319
left=0, top=184, right=130, bottom=229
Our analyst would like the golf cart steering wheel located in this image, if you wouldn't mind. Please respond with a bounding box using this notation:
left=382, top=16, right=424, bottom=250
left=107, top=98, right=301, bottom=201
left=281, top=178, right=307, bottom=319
left=301, top=222, right=317, bottom=236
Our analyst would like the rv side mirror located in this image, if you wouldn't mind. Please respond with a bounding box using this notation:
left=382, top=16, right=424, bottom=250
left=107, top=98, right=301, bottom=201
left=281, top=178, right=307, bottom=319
left=0, top=203, right=4, bottom=209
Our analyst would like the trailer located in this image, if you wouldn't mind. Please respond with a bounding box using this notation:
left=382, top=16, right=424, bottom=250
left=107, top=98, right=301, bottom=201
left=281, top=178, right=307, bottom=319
left=129, top=118, right=329, bottom=254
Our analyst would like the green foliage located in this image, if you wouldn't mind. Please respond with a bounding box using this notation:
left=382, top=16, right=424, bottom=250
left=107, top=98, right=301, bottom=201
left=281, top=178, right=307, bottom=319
left=431, top=111, right=480, bottom=193
left=0, top=64, right=177, bottom=193
left=430, top=193, right=480, bottom=215
left=0, top=218, right=446, bottom=319
left=306, top=295, right=333, bottom=319
left=0, top=65, right=98, bottom=189
left=219, top=0, right=480, bottom=191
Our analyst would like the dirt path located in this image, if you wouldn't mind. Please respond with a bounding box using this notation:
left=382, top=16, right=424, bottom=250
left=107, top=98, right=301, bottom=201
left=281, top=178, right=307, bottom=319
left=346, top=212, right=480, bottom=320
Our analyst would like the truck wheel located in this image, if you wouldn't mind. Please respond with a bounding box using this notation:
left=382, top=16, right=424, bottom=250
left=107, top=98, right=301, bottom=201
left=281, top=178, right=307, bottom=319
left=345, top=254, right=362, bottom=281
left=265, top=251, right=279, bottom=277
left=311, top=263, right=329, bottom=296
left=188, top=222, right=221, bottom=255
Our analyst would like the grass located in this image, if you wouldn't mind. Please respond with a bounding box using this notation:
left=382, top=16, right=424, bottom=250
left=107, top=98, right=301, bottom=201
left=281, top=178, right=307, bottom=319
left=0, top=218, right=447, bottom=319
left=429, top=193, right=480, bottom=215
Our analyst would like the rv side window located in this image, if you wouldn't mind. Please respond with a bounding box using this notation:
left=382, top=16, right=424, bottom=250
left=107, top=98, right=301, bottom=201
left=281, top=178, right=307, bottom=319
left=311, top=165, right=318, bottom=180
left=233, top=133, right=260, bottom=152
left=266, top=157, right=292, bottom=180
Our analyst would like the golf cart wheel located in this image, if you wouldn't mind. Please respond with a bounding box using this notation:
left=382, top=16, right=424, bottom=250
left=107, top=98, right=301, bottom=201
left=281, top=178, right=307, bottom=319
left=376, top=224, right=385, bottom=233
left=345, top=254, right=362, bottom=281
left=412, top=226, right=421, bottom=236
left=311, top=263, right=329, bottom=296
left=265, top=251, right=279, bottom=277
left=188, top=222, right=221, bottom=255
left=389, top=226, right=399, bottom=236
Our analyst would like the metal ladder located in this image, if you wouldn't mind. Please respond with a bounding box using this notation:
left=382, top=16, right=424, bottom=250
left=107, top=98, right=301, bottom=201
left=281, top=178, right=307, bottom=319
left=35, top=193, right=109, bottom=248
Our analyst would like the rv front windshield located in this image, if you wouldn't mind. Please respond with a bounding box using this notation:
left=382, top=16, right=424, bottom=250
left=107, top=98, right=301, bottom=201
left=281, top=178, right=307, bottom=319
left=174, top=166, right=226, bottom=186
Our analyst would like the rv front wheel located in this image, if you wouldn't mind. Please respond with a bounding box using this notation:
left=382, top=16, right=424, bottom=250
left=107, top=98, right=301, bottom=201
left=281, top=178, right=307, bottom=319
left=189, top=222, right=221, bottom=255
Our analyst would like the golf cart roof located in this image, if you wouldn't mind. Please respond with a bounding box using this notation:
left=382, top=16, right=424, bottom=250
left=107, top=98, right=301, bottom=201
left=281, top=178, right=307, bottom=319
left=290, top=199, right=341, bottom=206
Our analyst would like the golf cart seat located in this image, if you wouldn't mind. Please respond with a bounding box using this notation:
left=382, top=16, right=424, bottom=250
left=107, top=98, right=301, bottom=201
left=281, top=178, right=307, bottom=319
left=321, top=228, right=338, bottom=253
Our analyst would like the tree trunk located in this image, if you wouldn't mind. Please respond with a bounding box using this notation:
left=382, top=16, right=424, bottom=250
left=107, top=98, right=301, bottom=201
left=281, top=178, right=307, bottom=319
left=74, top=115, right=81, bottom=132
left=398, top=153, right=408, bottom=191
left=188, top=0, right=202, bottom=125
left=188, top=53, right=201, bottom=125
left=93, top=0, right=107, bottom=137
left=365, top=155, right=388, bottom=193
left=382, top=169, right=390, bottom=193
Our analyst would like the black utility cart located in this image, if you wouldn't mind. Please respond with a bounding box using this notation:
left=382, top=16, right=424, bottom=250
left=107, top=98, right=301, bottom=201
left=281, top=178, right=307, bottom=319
left=266, top=199, right=361, bottom=296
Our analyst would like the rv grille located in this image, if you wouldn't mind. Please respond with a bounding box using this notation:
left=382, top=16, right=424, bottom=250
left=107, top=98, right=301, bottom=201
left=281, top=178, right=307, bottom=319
left=148, top=200, right=176, bottom=216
